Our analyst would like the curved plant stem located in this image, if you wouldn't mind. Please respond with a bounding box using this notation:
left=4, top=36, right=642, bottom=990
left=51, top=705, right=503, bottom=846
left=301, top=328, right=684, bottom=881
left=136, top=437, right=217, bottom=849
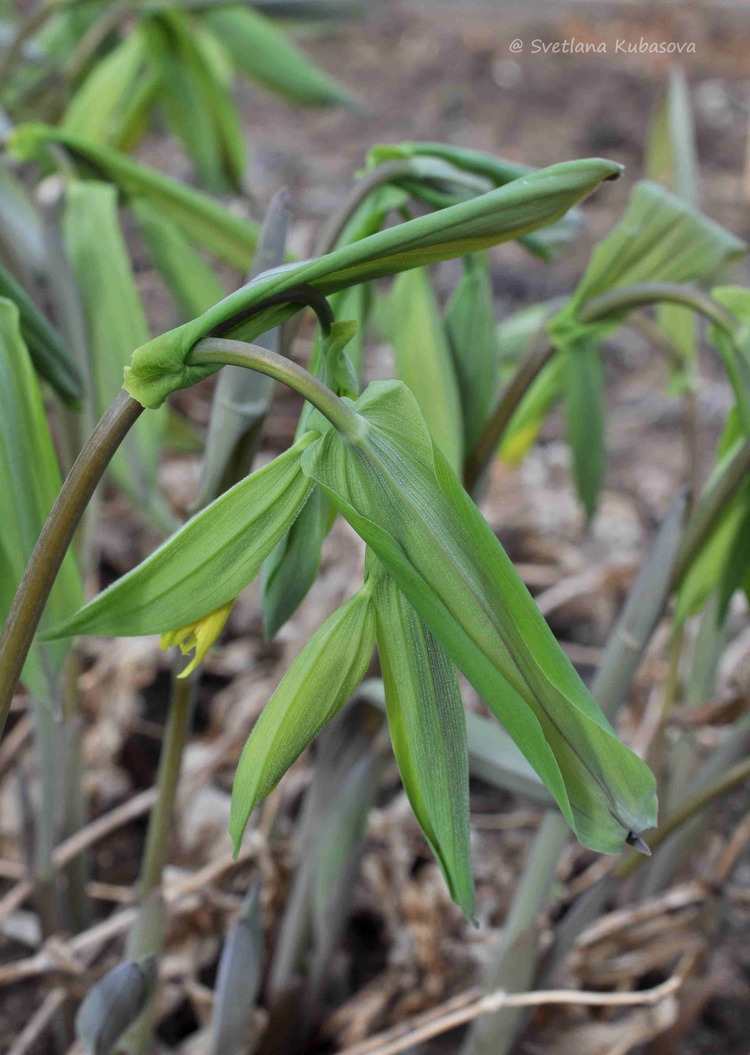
left=189, top=337, right=364, bottom=442
left=578, top=282, right=738, bottom=332
left=0, top=391, right=143, bottom=735
left=463, top=330, right=555, bottom=493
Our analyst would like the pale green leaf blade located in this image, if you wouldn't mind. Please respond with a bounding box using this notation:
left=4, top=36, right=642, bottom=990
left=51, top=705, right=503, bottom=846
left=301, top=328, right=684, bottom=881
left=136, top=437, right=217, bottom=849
left=43, top=435, right=316, bottom=640
left=229, top=585, right=376, bottom=849
left=372, top=564, right=473, bottom=916
left=262, top=485, right=328, bottom=639
left=300, top=380, right=657, bottom=853
left=645, top=65, right=699, bottom=206
left=61, top=180, right=170, bottom=527
left=62, top=29, right=149, bottom=146
left=131, top=197, right=226, bottom=319
left=388, top=266, right=463, bottom=472
left=9, top=124, right=260, bottom=270
left=203, top=5, right=359, bottom=109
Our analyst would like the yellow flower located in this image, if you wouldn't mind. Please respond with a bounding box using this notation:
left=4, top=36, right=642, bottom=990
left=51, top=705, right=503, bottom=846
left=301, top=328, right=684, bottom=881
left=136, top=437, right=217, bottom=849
left=160, top=599, right=235, bottom=678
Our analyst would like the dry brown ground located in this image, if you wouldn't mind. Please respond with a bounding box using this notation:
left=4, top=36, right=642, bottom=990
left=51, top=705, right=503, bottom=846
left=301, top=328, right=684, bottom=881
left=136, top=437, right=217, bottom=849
left=3, top=2, right=750, bottom=1052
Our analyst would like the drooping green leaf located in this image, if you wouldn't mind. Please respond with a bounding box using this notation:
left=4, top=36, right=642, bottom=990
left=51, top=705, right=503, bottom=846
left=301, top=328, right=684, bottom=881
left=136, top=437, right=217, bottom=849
left=61, top=180, right=171, bottom=528
left=372, top=564, right=473, bottom=916
left=43, top=434, right=316, bottom=641
left=445, top=253, right=498, bottom=450
left=131, top=197, right=226, bottom=320
left=563, top=334, right=606, bottom=521
left=499, top=356, right=565, bottom=465
left=119, top=156, right=623, bottom=408
left=388, top=266, right=463, bottom=472
left=300, top=380, right=657, bottom=854
left=9, top=124, right=260, bottom=270
left=0, top=256, right=81, bottom=407
left=62, top=28, right=151, bottom=146
left=203, top=4, right=359, bottom=109
left=230, top=583, right=376, bottom=849
left=0, top=299, right=83, bottom=703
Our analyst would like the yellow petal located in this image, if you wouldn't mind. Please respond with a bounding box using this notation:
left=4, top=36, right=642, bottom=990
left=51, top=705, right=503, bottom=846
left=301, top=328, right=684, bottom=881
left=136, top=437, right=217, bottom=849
left=160, top=599, right=235, bottom=678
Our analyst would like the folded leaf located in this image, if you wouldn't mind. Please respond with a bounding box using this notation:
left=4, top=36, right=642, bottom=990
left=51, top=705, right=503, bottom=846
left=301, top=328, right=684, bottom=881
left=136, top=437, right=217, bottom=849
left=230, top=583, right=376, bottom=849
left=43, top=434, right=316, bottom=640
left=9, top=124, right=260, bottom=270
left=372, top=564, right=473, bottom=916
left=300, top=380, right=657, bottom=853
left=388, top=266, right=463, bottom=472
left=121, top=156, right=623, bottom=408
left=445, top=252, right=498, bottom=449
left=203, top=4, right=358, bottom=109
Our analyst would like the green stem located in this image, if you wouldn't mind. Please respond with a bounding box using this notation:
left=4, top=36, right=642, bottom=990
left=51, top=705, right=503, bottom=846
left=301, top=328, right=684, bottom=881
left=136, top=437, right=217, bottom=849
left=189, top=337, right=364, bottom=443
left=0, top=390, right=143, bottom=737
left=578, top=282, right=738, bottom=331
left=138, top=669, right=197, bottom=898
left=464, top=330, right=555, bottom=493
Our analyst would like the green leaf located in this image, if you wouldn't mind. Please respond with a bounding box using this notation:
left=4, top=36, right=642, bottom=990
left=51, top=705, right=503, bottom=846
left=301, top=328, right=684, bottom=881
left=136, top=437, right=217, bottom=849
left=152, top=11, right=246, bottom=191
left=0, top=256, right=81, bottom=408
left=229, top=582, right=376, bottom=850
left=445, top=253, right=498, bottom=449
left=43, top=434, right=316, bottom=641
left=0, top=299, right=83, bottom=703
left=61, top=180, right=171, bottom=528
left=62, top=28, right=151, bottom=146
left=388, top=266, right=463, bottom=472
left=8, top=124, right=260, bottom=270
left=372, top=564, right=473, bottom=916
left=131, top=197, right=226, bottom=319
left=300, top=380, right=657, bottom=854
left=202, top=4, right=359, bottom=109
left=121, top=156, right=623, bottom=408
left=645, top=66, right=699, bottom=206
left=645, top=68, right=701, bottom=379
left=563, top=334, right=606, bottom=521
